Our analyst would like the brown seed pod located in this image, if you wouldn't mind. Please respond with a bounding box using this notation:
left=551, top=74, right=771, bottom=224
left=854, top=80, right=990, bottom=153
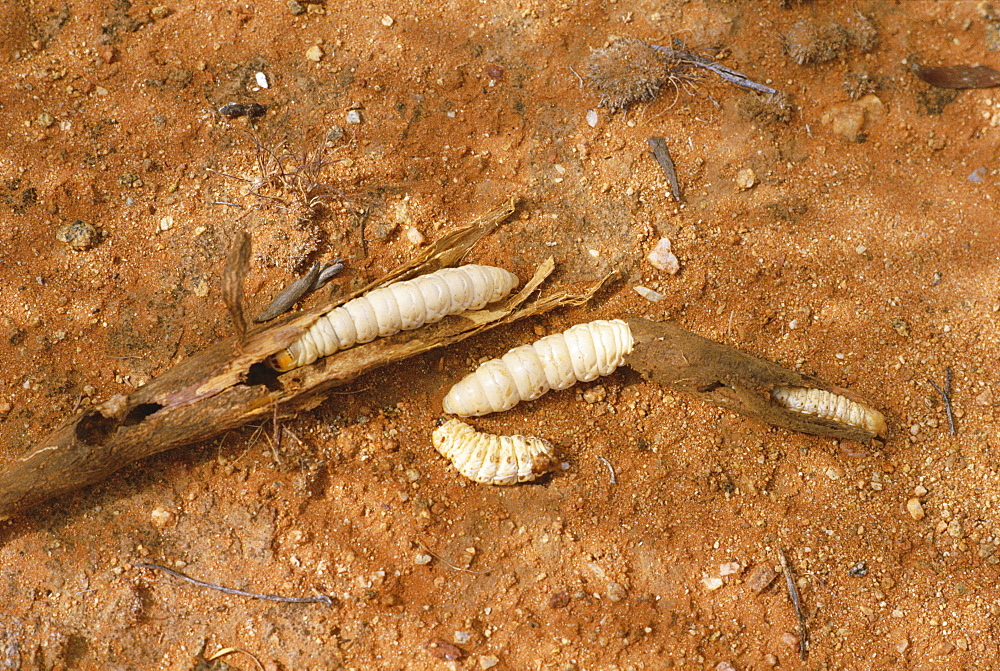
left=269, top=264, right=519, bottom=371
left=771, top=386, right=887, bottom=437
left=432, top=419, right=557, bottom=486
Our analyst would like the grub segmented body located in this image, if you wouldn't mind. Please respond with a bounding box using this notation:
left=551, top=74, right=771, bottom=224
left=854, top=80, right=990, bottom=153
left=432, top=418, right=557, bottom=485
left=771, top=386, right=887, bottom=436
left=269, top=265, right=520, bottom=371
left=442, top=319, right=634, bottom=417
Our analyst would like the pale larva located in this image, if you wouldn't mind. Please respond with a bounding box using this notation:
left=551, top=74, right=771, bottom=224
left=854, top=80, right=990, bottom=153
left=432, top=418, right=557, bottom=485
left=269, top=265, right=519, bottom=372
left=771, top=386, right=887, bottom=437
left=442, top=319, right=634, bottom=417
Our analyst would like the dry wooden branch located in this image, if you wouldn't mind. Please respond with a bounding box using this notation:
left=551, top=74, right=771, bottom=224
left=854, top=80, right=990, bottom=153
left=0, top=197, right=600, bottom=520
left=625, top=317, right=887, bottom=443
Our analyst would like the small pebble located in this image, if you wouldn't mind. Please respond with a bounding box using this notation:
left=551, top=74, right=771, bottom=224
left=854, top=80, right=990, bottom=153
left=159, top=215, right=174, bottom=231
left=36, top=112, right=55, bottom=128
left=287, top=0, right=305, bottom=14
left=847, top=561, right=868, bottom=577
left=825, top=465, right=845, bottom=480
left=454, top=631, right=472, bottom=644
left=746, top=563, right=778, bottom=593
left=605, top=581, right=627, bottom=602
left=346, top=109, right=362, bottom=124
left=255, top=72, right=269, bottom=89
left=719, top=562, right=742, bottom=576
left=647, top=237, right=680, bottom=274
left=633, top=285, right=666, bottom=302
left=582, top=385, right=607, bottom=404
left=305, top=45, right=324, bottom=62
left=906, top=498, right=925, bottom=520
left=479, top=656, right=500, bottom=669
left=381, top=14, right=395, bottom=26
left=414, top=553, right=432, bottom=565
left=56, top=220, right=99, bottom=250
left=735, top=168, right=756, bottom=190
left=779, top=632, right=799, bottom=649
left=150, top=506, right=175, bottom=528
left=548, top=590, right=571, bottom=609
left=150, top=5, right=171, bottom=19
left=702, top=576, right=724, bottom=591
left=715, top=663, right=736, bottom=671
left=586, top=109, right=599, bottom=127
left=404, top=226, right=425, bottom=246
left=426, top=639, right=462, bottom=661
left=948, top=519, right=964, bottom=539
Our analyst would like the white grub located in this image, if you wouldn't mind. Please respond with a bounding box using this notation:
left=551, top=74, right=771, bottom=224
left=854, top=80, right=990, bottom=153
left=432, top=419, right=557, bottom=485
left=443, top=319, right=634, bottom=417
left=646, top=237, right=680, bottom=274
left=771, top=386, right=887, bottom=436
left=269, top=265, right=519, bottom=371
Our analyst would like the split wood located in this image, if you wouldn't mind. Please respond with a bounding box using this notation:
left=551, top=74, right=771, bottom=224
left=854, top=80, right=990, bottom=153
left=625, top=317, right=885, bottom=444
left=0, top=197, right=602, bottom=519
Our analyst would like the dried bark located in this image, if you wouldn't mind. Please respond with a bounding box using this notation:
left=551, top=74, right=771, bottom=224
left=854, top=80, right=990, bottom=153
left=625, top=317, right=886, bottom=444
left=0, top=197, right=600, bottom=520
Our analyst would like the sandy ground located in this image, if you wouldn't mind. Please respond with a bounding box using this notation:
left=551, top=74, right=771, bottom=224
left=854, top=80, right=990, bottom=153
left=1, top=0, right=999, bottom=669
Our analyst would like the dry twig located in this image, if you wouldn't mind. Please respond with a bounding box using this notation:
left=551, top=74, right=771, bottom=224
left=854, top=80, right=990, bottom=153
left=135, top=562, right=333, bottom=606
left=777, top=549, right=809, bottom=661
left=928, top=367, right=956, bottom=435
left=597, top=455, right=617, bottom=484
left=647, top=137, right=682, bottom=201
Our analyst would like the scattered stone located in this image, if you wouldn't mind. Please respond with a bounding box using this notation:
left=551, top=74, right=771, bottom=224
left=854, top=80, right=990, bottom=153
left=906, top=498, right=925, bottom=520
left=381, top=14, right=395, bottom=26
left=56, top=220, right=99, bottom=250
left=346, top=109, right=362, bottom=124
left=479, top=655, right=500, bottom=669
left=825, top=465, right=845, bottom=480
left=606, top=582, right=627, bottom=602
left=404, top=226, right=425, bottom=246
left=454, top=631, right=472, bottom=644
left=255, top=71, right=269, bottom=89
left=847, top=561, right=868, bottom=577
left=36, top=112, right=55, bottom=128
left=582, top=385, right=607, bottom=404
left=0, top=399, right=11, bottom=416
left=779, top=632, right=800, bottom=649
left=586, top=109, right=599, bottom=127
left=150, top=5, right=171, bottom=19
left=549, top=590, right=571, bottom=609
left=159, top=215, right=174, bottom=231
left=735, top=168, right=756, bottom=191
left=746, top=563, right=778, bottom=593
left=327, top=125, right=345, bottom=142
left=647, top=237, right=680, bottom=274
left=426, top=638, right=462, bottom=661
left=821, top=94, right=885, bottom=142
left=287, top=0, right=305, bottom=14
left=719, top=562, right=742, bottom=577
left=305, top=45, right=323, bottom=62
left=947, top=519, right=964, bottom=539
left=414, top=553, right=432, bottom=565
left=633, top=285, right=666, bottom=302
left=715, top=663, right=736, bottom=671
left=150, top=506, right=175, bottom=528
left=702, top=576, right=724, bottom=591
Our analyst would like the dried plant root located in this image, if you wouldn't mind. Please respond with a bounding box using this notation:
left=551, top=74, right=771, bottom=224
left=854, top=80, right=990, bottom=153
left=432, top=419, right=557, bottom=485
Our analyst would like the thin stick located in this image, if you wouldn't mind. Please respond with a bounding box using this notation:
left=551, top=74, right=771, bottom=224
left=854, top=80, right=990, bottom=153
left=650, top=45, right=778, bottom=94
left=418, top=543, right=491, bottom=576
left=597, top=455, right=617, bottom=484
left=928, top=367, right=956, bottom=435
left=647, top=137, right=682, bottom=202
left=135, top=562, right=334, bottom=605
left=777, top=549, right=808, bottom=661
